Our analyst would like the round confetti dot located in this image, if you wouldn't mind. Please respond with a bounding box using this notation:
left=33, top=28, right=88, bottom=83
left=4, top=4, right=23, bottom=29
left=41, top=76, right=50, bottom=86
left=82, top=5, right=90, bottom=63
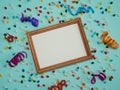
left=39, top=10, right=42, bottom=13
left=18, top=4, right=22, bottom=7
left=110, top=59, right=113, bottom=62
left=21, top=80, right=23, bottom=84
left=39, top=6, right=42, bottom=8
left=105, top=8, right=107, bottom=12
left=47, top=12, right=50, bottom=14
left=13, top=24, right=16, bottom=28
left=91, top=62, right=94, bottom=64
left=65, top=9, right=67, bottom=13
left=76, top=1, right=78, bottom=4
left=41, top=76, right=44, bottom=78
left=87, top=71, right=90, bottom=75
left=58, top=1, right=61, bottom=4
left=101, top=11, right=104, bottom=14
left=95, top=6, right=99, bottom=8
left=35, top=6, right=38, bottom=9
left=76, top=77, right=80, bottom=80
left=0, top=74, right=3, bottom=78
left=3, top=16, right=6, bottom=19
left=82, top=82, right=86, bottom=86
left=113, top=14, right=116, bottom=16
left=30, top=73, right=33, bottom=76
left=46, top=75, right=49, bottom=78
left=96, top=33, right=99, bottom=36
left=106, top=45, right=109, bottom=48
left=4, top=6, right=7, bottom=10
left=52, top=70, right=55, bottom=73
left=42, top=84, right=45, bottom=87
left=102, top=23, right=105, bottom=26
left=28, top=79, right=31, bottom=82
left=37, top=80, right=40, bottom=83
left=33, top=80, right=36, bottom=82
left=9, top=46, right=12, bottom=49
left=110, top=1, right=113, bottom=4
left=12, top=16, right=16, bottom=19
left=60, top=12, right=63, bottom=15
left=22, top=69, right=25, bottom=72
left=38, top=14, right=40, bottom=16
left=37, top=84, right=41, bottom=87
left=26, top=42, right=29, bottom=45
left=77, top=66, right=80, bottom=69
left=103, top=70, right=106, bottom=72
left=24, top=10, right=26, bottom=13
left=100, top=7, right=103, bottom=10
left=91, top=87, right=94, bottom=90
left=8, top=27, right=11, bottom=30
left=21, top=75, right=25, bottom=78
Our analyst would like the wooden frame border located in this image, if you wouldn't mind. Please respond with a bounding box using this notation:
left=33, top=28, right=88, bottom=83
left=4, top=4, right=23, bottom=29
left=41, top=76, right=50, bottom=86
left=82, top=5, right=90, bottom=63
left=27, top=18, right=92, bottom=73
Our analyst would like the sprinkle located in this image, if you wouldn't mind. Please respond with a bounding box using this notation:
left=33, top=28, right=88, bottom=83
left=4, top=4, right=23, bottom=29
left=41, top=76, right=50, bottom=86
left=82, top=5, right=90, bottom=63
left=109, top=64, right=112, bottom=69
left=37, top=80, right=40, bottom=83
left=8, top=79, right=12, bottom=83
left=113, top=14, right=116, bottom=16
left=20, top=80, right=24, bottom=84
left=0, top=74, right=3, bottom=78
left=21, top=75, right=25, bottom=78
left=65, top=73, right=69, bottom=77
left=91, top=62, right=94, bottom=64
left=4, top=6, right=7, bottom=10
left=99, top=2, right=103, bottom=5
left=95, top=6, right=99, bottom=8
left=64, top=0, right=66, bottom=2
left=76, top=77, right=80, bottom=80
left=37, top=84, right=41, bottom=87
left=42, top=84, right=45, bottom=87
left=82, top=82, right=86, bottom=86
left=18, top=4, right=22, bottom=7
left=110, top=1, right=113, bottom=4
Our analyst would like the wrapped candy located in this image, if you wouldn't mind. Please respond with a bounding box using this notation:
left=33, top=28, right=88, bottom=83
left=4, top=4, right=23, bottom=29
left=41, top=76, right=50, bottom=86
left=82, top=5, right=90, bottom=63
left=20, top=13, right=39, bottom=27
left=7, top=51, right=27, bottom=67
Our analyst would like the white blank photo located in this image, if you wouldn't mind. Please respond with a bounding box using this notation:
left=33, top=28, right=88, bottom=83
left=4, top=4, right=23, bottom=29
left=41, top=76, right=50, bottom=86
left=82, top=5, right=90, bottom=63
left=32, top=24, right=86, bottom=69
left=27, top=18, right=91, bottom=73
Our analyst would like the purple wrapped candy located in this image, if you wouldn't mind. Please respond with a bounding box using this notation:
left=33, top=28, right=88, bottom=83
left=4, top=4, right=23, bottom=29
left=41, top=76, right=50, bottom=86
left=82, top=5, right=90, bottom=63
left=7, top=51, right=27, bottom=67
left=20, top=13, right=39, bottom=27
left=31, top=17, right=39, bottom=27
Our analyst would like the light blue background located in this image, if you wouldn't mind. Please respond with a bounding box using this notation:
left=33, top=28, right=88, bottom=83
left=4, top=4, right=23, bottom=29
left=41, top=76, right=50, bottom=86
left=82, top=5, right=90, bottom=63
left=0, top=0, right=120, bottom=90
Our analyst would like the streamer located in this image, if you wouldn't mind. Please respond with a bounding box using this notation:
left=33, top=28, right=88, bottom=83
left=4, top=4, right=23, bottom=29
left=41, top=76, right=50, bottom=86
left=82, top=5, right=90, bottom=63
left=91, top=72, right=106, bottom=84
left=7, top=51, right=27, bottom=67
left=101, top=31, right=119, bottom=49
left=51, top=2, right=94, bottom=16
left=48, top=80, right=67, bottom=90
left=67, top=6, right=94, bottom=16
left=20, top=13, right=39, bottom=27
left=4, top=33, right=17, bottom=43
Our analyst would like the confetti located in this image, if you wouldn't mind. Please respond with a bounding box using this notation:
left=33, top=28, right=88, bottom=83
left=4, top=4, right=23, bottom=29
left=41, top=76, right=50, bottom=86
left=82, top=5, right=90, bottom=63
left=0, top=0, right=119, bottom=90
left=7, top=51, right=27, bottom=67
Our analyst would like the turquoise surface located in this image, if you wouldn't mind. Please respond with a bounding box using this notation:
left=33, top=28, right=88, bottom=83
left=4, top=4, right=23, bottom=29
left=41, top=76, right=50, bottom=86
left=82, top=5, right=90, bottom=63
left=0, top=0, right=120, bottom=90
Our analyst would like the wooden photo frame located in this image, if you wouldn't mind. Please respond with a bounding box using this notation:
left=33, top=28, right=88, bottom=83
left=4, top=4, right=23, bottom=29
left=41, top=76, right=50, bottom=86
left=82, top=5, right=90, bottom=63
left=27, top=18, right=92, bottom=73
